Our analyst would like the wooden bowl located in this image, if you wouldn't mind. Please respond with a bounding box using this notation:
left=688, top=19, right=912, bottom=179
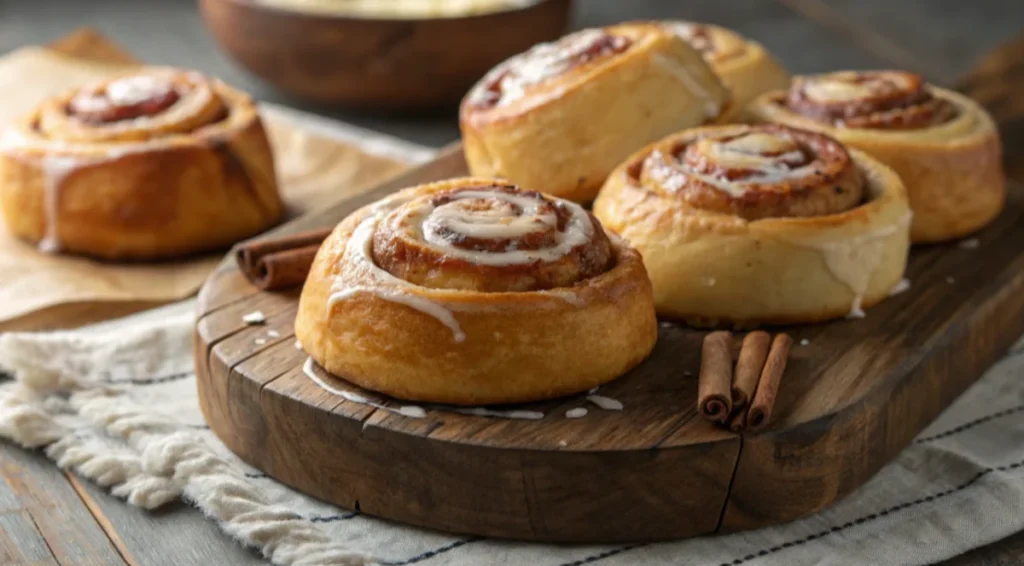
left=198, top=0, right=574, bottom=109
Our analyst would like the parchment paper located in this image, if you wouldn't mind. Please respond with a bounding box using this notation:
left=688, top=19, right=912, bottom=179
left=0, top=45, right=430, bottom=330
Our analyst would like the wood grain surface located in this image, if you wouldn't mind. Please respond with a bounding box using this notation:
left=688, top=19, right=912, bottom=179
left=2, top=9, right=1024, bottom=566
left=195, top=34, right=1024, bottom=540
left=195, top=155, right=1024, bottom=543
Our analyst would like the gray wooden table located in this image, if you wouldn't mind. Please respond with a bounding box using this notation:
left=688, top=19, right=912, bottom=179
left=0, top=0, right=1023, bottom=564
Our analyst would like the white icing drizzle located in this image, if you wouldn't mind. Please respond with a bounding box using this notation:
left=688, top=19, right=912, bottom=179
left=396, top=190, right=594, bottom=267
left=303, top=357, right=426, bottom=418
left=565, top=407, right=588, bottom=419
left=646, top=130, right=819, bottom=199
left=37, top=155, right=82, bottom=253
left=328, top=188, right=599, bottom=342
left=888, top=278, right=911, bottom=296
left=798, top=211, right=912, bottom=319
left=483, top=29, right=621, bottom=107
left=958, top=238, right=980, bottom=250
left=802, top=71, right=915, bottom=104
left=328, top=286, right=465, bottom=343
left=540, top=289, right=587, bottom=308
left=587, top=395, right=624, bottom=411
left=652, top=53, right=721, bottom=119
left=846, top=296, right=866, bottom=319
left=450, top=407, right=545, bottom=420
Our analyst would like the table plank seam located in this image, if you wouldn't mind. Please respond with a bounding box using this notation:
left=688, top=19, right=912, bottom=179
left=64, top=474, right=136, bottom=566
left=23, top=511, right=60, bottom=565
left=715, top=434, right=744, bottom=534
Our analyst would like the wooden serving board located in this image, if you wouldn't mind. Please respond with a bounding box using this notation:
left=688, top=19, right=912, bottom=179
left=195, top=52, right=1024, bottom=543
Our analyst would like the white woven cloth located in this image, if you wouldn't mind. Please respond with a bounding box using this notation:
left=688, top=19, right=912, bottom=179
left=1, top=299, right=1023, bottom=566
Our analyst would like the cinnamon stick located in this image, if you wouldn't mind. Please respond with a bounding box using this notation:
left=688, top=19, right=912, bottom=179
left=235, top=228, right=333, bottom=291
left=732, top=331, right=771, bottom=409
left=727, top=407, right=747, bottom=433
left=747, top=333, right=793, bottom=432
left=698, top=331, right=733, bottom=423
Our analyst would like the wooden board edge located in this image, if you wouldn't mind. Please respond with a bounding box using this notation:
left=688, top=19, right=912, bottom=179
left=720, top=212, right=1024, bottom=530
left=195, top=328, right=742, bottom=542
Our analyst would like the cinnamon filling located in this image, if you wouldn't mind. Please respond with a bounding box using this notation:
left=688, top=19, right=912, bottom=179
left=471, top=29, right=632, bottom=108
left=785, top=71, right=957, bottom=129
left=372, top=184, right=613, bottom=292
left=67, top=75, right=181, bottom=124
left=638, top=124, right=864, bottom=219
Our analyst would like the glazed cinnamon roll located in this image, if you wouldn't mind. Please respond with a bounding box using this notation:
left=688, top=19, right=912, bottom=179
left=668, top=21, right=790, bottom=112
left=748, top=71, right=1004, bottom=243
left=295, top=178, right=657, bottom=405
left=460, top=23, right=730, bottom=204
left=0, top=66, right=282, bottom=260
left=593, top=124, right=911, bottom=327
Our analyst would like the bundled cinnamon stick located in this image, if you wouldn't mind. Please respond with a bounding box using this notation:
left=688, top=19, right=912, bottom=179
left=732, top=330, right=771, bottom=409
left=235, top=228, right=333, bottom=291
left=747, top=333, right=793, bottom=432
left=698, top=331, right=733, bottom=423
left=697, top=330, right=792, bottom=433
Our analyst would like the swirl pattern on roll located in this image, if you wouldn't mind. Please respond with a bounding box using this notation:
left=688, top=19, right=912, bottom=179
left=467, top=29, right=632, bottom=109
left=0, top=66, right=281, bottom=259
left=37, top=69, right=227, bottom=143
left=669, top=22, right=747, bottom=65
left=370, top=183, right=613, bottom=292
left=784, top=71, right=957, bottom=130
left=636, top=124, right=864, bottom=220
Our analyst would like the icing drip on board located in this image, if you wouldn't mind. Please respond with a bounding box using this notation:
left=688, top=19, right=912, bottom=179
left=303, top=357, right=426, bottom=418
left=450, top=407, right=545, bottom=420
left=304, top=357, right=547, bottom=420
left=587, top=394, right=624, bottom=411
left=888, top=278, right=911, bottom=297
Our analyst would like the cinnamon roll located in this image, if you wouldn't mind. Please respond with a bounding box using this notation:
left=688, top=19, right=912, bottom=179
left=748, top=71, right=1004, bottom=243
left=0, top=66, right=282, bottom=260
left=460, top=23, right=730, bottom=204
left=593, top=124, right=911, bottom=327
left=668, top=21, right=790, bottom=112
left=295, top=178, right=657, bottom=405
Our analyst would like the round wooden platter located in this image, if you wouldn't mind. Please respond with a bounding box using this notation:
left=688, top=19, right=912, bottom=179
left=194, top=151, right=1024, bottom=543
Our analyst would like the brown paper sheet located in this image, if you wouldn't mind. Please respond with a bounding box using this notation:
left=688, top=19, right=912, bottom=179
left=0, top=43, right=416, bottom=330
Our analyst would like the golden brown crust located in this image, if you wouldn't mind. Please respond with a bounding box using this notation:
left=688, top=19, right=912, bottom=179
left=0, top=66, right=283, bottom=260
left=295, top=177, right=658, bottom=405
left=593, top=124, right=912, bottom=326
left=748, top=72, right=1004, bottom=243
left=665, top=21, right=791, bottom=112
left=459, top=23, right=730, bottom=204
